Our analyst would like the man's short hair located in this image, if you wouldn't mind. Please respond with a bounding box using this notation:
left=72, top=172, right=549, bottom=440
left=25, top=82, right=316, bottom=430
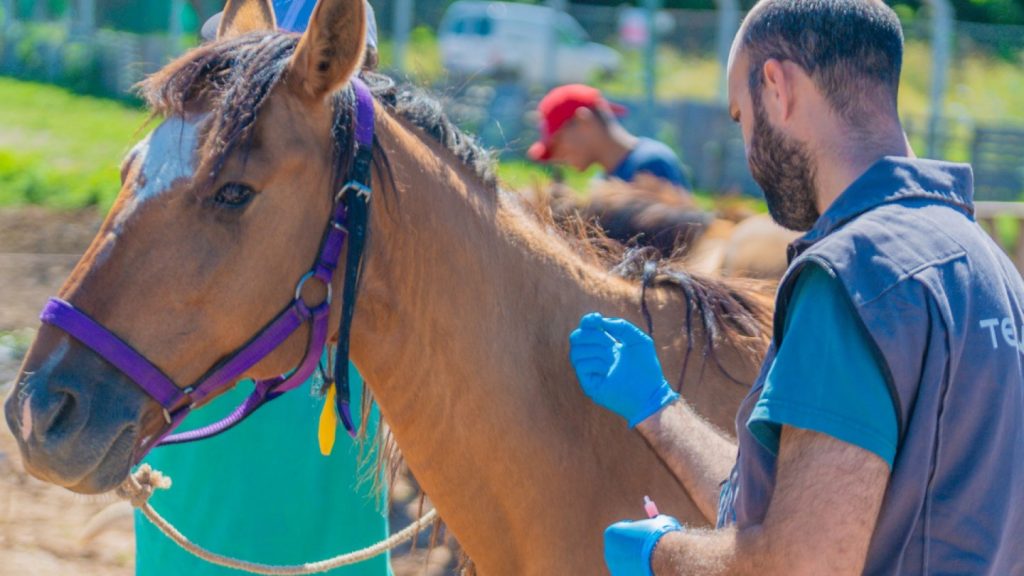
left=741, top=0, right=904, bottom=123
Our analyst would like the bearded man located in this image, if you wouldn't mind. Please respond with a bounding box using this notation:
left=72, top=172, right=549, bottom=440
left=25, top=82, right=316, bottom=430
left=568, top=0, right=1024, bottom=574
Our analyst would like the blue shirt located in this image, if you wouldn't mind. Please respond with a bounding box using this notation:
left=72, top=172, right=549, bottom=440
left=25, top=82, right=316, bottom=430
left=747, top=265, right=897, bottom=467
left=608, top=137, right=690, bottom=189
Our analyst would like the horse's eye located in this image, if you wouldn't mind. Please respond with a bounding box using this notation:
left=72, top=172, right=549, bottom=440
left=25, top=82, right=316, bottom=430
left=212, top=183, right=254, bottom=208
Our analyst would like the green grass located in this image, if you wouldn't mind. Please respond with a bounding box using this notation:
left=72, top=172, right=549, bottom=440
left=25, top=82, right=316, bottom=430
left=599, top=46, right=724, bottom=102
left=497, top=160, right=603, bottom=193
left=0, top=329, right=34, bottom=358
left=994, top=214, right=1021, bottom=252
left=0, top=77, right=149, bottom=208
left=901, top=42, right=1024, bottom=124
left=377, top=25, right=448, bottom=84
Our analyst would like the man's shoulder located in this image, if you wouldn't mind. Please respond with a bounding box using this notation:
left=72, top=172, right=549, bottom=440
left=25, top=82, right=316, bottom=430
left=631, top=138, right=681, bottom=164
left=804, top=203, right=970, bottom=298
left=622, top=138, right=687, bottom=186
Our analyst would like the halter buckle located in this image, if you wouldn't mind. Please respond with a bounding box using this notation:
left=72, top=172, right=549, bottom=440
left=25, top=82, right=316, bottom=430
left=294, top=271, right=333, bottom=306
left=336, top=181, right=372, bottom=204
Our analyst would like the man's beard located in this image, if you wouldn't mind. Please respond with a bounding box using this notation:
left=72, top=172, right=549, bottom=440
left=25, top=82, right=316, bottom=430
left=747, top=98, right=820, bottom=232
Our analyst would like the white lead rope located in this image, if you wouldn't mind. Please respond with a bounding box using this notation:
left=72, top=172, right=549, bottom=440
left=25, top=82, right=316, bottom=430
left=118, top=464, right=439, bottom=575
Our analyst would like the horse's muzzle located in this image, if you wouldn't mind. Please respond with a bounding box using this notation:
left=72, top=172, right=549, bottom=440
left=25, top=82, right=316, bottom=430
left=4, top=331, right=154, bottom=493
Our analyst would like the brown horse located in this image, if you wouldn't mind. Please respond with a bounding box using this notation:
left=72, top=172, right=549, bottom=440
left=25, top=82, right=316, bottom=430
left=3, top=0, right=772, bottom=573
left=719, top=213, right=801, bottom=280
left=532, top=176, right=794, bottom=279
left=541, top=174, right=711, bottom=258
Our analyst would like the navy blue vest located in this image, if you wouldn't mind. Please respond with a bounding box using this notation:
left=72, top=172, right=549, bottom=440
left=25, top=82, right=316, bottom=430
left=718, top=157, right=1024, bottom=574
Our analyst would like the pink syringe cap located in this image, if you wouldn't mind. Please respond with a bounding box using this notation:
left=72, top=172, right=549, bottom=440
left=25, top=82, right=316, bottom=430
left=643, top=495, right=659, bottom=518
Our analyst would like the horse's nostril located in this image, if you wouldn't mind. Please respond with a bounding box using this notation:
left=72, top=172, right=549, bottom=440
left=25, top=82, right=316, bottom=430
left=34, top=391, right=80, bottom=440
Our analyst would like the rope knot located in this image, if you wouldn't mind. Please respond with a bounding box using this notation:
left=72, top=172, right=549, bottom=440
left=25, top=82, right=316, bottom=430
left=116, top=463, right=172, bottom=509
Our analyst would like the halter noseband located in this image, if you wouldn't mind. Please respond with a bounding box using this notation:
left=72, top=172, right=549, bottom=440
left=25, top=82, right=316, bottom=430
left=39, top=78, right=376, bottom=463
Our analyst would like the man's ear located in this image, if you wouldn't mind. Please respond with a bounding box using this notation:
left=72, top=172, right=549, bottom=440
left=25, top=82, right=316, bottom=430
left=760, top=58, right=795, bottom=123
left=216, top=0, right=276, bottom=40
left=575, top=106, right=605, bottom=133
left=287, top=0, right=366, bottom=102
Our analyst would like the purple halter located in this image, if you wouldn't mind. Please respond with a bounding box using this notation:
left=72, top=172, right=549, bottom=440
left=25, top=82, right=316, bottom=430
left=39, top=78, right=376, bottom=463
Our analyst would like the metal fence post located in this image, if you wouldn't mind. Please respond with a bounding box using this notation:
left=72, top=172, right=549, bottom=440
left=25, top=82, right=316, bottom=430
left=1, top=0, right=14, bottom=33
left=643, top=0, right=660, bottom=137
left=393, top=0, right=413, bottom=74
left=544, top=0, right=567, bottom=89
left=715, top=0, right=739, bottom=105
left=169, top=0, right=183, bottom=53
left=925, top=0, right=953, bottom=159
left=32, top=0, right=47, bottom=22
left=73, top=0, right=95, bottom=36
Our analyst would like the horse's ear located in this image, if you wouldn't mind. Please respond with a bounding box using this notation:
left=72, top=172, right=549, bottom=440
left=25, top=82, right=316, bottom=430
left=217, top=0, right=276, bottom=40
left=287, top=0, right=366, bottom=102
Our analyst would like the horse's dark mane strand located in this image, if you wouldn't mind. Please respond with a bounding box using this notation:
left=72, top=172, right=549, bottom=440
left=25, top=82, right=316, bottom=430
left=609, top=246, right=772, bottom=390
left=362, top=72, right=496, bottom=186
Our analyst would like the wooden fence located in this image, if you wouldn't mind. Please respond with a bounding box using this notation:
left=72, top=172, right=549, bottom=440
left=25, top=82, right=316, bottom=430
left=976, top=201, right=1024, bottom=274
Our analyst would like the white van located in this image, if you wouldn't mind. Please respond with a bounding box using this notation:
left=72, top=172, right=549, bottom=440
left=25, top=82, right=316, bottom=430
left=439, top=1, right=621, bottom=85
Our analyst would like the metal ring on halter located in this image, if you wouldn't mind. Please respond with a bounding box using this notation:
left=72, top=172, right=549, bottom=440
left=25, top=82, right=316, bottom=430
left=336, top=181, right=372, bottom=203
left=294, top=271, right=333, bottom=305
left=162, top=408, right=172, bottom=424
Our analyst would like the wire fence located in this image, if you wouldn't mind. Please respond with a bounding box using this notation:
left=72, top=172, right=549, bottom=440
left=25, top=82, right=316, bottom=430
left=1, top=1, right=1022, bottom=199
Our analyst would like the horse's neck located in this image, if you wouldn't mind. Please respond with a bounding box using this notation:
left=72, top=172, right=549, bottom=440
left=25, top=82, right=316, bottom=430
left=351, top=112, right=635, bottom=411
left=349, top=113, right=743, bottom=574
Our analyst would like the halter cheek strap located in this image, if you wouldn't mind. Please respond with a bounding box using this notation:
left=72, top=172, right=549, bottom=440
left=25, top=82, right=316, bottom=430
left=39, top=78, right=376, bottom=463
left=330, top=100, right=374, bottom=432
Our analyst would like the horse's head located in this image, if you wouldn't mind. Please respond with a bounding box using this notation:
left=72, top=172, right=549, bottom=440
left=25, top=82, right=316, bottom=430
left=3, top=0, right=370, bottom=493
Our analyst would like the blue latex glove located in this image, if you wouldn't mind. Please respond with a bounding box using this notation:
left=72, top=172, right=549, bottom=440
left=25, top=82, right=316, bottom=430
left=604, top=515, right=683, bottom=576
left=569, top=312, right=680, bottom=427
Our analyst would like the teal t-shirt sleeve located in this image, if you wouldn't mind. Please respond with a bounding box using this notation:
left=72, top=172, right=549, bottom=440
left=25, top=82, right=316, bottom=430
left=747, top=265, right=898, bottom=467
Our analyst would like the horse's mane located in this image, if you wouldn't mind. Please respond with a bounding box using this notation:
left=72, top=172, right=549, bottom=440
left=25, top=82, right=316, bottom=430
left=137, top=32, right=495, bottom=188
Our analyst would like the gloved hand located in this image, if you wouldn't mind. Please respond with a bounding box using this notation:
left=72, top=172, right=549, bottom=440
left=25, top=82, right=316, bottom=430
left=569, top=312, right=680, bottom=427
left=604, top=515, right=683, bottom=576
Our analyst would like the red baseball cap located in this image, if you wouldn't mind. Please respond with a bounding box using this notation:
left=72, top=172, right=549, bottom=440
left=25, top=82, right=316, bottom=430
left=528, top=84, right=627, bottom=162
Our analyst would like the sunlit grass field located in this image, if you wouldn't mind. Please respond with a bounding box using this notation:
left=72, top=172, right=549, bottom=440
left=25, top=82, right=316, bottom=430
left=0, top=77, right=149, bottom=208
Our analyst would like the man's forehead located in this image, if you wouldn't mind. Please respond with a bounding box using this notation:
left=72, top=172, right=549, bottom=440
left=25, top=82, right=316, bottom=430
left=726, top=39, right=749, bottom=104
left=726, top=29, right=743, bottom=78
left=726, top=3, right=762, bottom=94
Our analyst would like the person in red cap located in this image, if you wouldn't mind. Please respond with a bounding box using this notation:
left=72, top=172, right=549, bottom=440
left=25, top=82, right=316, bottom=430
left=529, top=84, right=691, bottom=190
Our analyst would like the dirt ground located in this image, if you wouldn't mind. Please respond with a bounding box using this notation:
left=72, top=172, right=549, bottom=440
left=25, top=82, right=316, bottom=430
left=0, top=207, right=456, bottom=576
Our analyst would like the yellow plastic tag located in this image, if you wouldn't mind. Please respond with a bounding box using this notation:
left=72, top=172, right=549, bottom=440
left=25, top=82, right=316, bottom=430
left=318, top=385, right=338, bottom=456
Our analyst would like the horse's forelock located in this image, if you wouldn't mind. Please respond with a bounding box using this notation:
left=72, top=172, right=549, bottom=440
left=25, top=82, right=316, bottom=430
left=136, top=32, right=306, bottom=185
left=135, top=30, right=501, bottom=200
